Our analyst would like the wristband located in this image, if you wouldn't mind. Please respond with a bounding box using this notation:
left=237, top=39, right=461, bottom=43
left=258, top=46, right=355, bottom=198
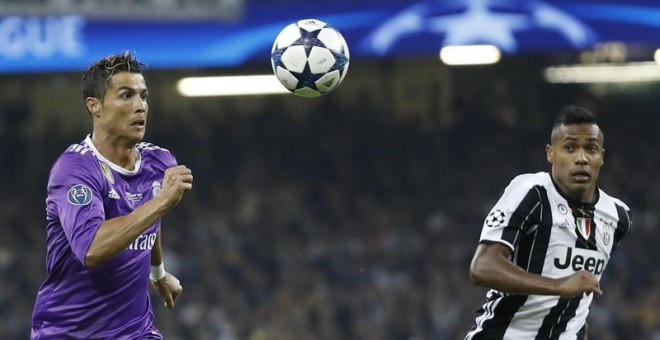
left=150, top=263, right=166, bottom=282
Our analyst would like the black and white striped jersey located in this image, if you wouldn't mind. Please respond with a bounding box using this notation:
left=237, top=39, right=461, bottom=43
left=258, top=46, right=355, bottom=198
left=466, top=172, right=632, bottom=340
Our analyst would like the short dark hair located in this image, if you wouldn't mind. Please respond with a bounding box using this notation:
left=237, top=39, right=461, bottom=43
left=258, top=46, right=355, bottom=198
left=552, top=105, right=598, bottom=129
left=82, top=51, right=145, bottom=105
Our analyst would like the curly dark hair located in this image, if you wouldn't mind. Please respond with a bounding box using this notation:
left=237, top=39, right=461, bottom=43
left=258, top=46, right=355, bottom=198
left=82, top=51, right=145, bottom=110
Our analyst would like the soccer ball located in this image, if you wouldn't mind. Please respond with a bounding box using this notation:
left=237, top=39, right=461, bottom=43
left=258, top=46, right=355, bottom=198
left=271, top=19, right=350, bottom=97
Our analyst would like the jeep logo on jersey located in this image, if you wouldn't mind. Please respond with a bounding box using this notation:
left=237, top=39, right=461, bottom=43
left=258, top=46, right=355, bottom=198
left=67, top=184, right=93, bottom=206
left=485, top=209, right=506, bottom=227
left=554, top=247, right=606, bottom=275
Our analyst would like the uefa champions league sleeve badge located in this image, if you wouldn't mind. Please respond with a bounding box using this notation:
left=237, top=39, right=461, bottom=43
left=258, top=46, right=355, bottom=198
left=67, top=184, right=93, bottom=206
left=485, top=209, right=506, bottom=228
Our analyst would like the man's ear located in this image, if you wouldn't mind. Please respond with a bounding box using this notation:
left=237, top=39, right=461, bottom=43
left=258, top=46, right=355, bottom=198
left=545, top=144, right=553, bottom=163
left=85, top=97, right=102, bottom=117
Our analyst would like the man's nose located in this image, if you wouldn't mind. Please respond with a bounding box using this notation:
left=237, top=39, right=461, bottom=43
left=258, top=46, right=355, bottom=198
left=575, top=149, right=588, bottom=164
left=135, top=98, right=147, bottom=113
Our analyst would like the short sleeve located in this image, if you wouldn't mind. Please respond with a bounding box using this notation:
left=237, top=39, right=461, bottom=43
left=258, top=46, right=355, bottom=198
left=47, top=155, right=106, bottom=266
left=612, top=203, right=632, bottom=252
left=141, top=143, right=177, bottom=169
left=162, top=148, right=177, bottom=168
left=479, top=175, right=543, bottom=251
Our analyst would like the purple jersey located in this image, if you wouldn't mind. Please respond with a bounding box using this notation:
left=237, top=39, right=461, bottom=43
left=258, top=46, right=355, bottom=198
left=32, top=135, right=176, bottom=339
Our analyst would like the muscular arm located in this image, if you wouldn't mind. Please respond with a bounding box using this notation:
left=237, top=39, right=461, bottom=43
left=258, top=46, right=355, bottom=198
left=470, top=242, right=559, bottom=295
left=85, top=196, right=170, bottom=268
left=149, top=225, right=183, bottom=308
left=151, top=228, right=163, bottom=266
left=469, top=242, right=602, bottom=297
left=85, top=165, right=193, bottom=268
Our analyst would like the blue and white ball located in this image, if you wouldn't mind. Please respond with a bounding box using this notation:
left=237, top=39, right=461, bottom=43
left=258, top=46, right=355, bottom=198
left=271, top=19, right=350, bottom=97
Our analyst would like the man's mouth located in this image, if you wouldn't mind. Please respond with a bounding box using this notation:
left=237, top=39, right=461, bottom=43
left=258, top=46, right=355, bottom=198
left=571, top=170, right=590, bottom=182
left=131, top=119, right=145, bottom=127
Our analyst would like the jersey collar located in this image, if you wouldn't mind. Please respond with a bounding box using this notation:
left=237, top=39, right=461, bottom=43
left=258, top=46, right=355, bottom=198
left=85, top=134, right=142, bottom=176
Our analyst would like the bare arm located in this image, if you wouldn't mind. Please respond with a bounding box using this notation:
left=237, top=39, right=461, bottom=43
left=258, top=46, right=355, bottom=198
left=151, top=228, right=163, bottom=266
left=85, top=165, right=192, bottom=268
left=85, top=196, right=170, bottom=268
left=469, top=242, right=603, bottom=297
left=150, top=227, right=183, bottom=308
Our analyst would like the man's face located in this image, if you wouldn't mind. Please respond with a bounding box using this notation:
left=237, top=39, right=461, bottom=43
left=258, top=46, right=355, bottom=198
left=546, top=123, right=604, bottom=202
left=95, top=72, right=149, bottom=144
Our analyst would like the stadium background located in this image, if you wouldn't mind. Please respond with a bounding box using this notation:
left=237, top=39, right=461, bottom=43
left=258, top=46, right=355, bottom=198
left=1, top=0, right=659, bottom=339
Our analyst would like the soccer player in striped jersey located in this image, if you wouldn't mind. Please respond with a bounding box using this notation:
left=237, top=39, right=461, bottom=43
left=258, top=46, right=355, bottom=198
left=465, top=105, right=631, bottom=340
left=31, top=52, right=193, bottom=339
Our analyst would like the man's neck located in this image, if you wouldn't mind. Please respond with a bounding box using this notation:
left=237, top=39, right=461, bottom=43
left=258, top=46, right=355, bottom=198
left=553, top=178, right=597, bottom=204
left=91, top=133, right=137, bottom=170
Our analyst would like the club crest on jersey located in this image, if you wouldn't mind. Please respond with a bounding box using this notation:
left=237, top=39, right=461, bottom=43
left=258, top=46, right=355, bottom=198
left=603, top=228, right=611, bottom=245
left=99, top=161, right=114, bottom=185
left=152, top=181, right=162, bottom=197
left=67, top=184, right=93, bottom=206
left=485, top=209, right=506, bottom=228
left=576, top=217, right=592, bottom=239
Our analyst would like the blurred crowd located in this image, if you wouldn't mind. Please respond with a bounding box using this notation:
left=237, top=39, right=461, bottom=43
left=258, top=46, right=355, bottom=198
left=1, top=69, right=659, bottom=340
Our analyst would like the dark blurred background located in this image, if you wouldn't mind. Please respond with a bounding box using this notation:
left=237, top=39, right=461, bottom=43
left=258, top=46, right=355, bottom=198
left=1, top=0, right=659, bottom=339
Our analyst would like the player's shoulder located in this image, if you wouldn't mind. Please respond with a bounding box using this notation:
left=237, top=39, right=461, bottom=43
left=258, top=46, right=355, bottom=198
left=49, top=139, right=102, bottom=183
left=598, top=188, right=631, bottom=211
left=54, top=139, right=97, bottom=167
left=136, top=141, right=170, bottom=153
left=136, top=141, right=177, bottom=166
left=63, top=139, right=94, bottom=156
left=497, top=172, right=550, bottom=204
left=508, top=172, right=551, bottom=189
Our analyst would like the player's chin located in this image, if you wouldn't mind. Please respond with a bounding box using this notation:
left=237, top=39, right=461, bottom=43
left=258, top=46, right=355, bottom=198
left=568, top=180, right=593, bottom=191
left=127, top=131, right=145, bottom=144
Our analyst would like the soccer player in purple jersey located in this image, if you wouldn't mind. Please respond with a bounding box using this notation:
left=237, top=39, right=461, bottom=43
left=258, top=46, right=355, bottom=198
left=31, top=51, right=193, bottom=339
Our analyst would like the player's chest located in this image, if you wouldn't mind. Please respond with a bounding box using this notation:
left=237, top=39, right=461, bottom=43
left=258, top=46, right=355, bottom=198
left=542, top=201, right=617, bottom=278
left=100, top=167, right=163, bottom=209
left=548, top=202, right=617, bottom=253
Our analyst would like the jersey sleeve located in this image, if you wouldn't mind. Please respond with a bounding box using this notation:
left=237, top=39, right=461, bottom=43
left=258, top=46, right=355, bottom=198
left=162, top=148, right=177, bottom=168
left=144, top=143, right=178, bottom=169
left=612, top=203, right=632, bottom=252
left=479, top=175, right=543, bottom=251
left=48, top=154, right=105, bottom=266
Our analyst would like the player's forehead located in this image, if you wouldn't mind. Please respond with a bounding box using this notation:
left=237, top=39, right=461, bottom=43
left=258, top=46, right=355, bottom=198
left=107, top=72, right=147, bottom=92
left=552, top=123, right=603, bottom=143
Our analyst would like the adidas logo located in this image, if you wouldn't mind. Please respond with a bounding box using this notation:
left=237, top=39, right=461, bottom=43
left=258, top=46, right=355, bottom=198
left=108, top=188, right=120, bottom=199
